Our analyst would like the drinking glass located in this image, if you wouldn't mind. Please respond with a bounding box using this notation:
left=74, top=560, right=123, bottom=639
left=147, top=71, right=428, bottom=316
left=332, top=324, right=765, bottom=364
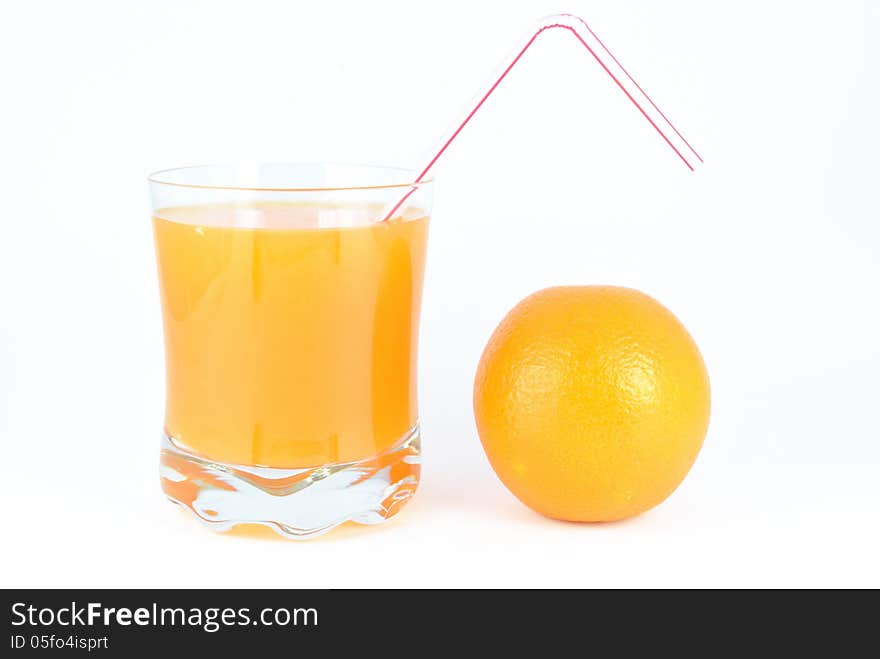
left=149, top=163, right=431, bottom=538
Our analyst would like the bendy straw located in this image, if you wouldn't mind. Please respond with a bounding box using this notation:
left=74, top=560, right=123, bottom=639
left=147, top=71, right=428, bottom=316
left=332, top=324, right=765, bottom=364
left=382, top=13, right=701, bottom=221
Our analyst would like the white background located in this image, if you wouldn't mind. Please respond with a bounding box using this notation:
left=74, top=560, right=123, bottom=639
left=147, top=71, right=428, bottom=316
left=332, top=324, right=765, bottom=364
left=1, top=0, right=878, bottom=588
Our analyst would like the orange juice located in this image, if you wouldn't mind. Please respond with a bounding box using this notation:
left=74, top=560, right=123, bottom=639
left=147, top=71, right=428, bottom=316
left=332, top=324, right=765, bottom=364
left=153, top=202, right=428, bottom=469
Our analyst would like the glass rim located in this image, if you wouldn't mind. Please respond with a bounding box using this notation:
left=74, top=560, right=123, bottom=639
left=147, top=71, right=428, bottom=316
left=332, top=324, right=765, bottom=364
left=147, top=161, right=434, bottom=193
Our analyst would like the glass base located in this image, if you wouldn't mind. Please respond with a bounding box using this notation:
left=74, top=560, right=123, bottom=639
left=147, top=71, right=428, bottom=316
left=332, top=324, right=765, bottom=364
left=159, top=425, right=420, bottom=539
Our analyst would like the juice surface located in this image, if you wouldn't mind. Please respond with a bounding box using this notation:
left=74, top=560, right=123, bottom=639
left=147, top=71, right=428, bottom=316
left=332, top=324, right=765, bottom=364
left=153, top=202, right=429, bottom=468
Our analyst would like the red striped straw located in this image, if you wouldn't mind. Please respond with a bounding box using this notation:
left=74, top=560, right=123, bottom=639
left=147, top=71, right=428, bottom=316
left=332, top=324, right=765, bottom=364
left=381, top=13, right=701, bottom=221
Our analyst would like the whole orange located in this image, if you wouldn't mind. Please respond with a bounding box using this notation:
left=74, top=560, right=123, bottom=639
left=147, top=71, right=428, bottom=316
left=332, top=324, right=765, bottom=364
left=473, top=286, right=710, bottom=522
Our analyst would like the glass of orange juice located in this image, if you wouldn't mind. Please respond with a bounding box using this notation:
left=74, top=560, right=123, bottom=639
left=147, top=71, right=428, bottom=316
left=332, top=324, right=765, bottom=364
left=149, top=163, right=431, bottom=538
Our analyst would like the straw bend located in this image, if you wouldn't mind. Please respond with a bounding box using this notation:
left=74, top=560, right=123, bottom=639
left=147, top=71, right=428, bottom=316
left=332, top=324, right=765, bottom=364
left=382, top=13, right=701, bottom=221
